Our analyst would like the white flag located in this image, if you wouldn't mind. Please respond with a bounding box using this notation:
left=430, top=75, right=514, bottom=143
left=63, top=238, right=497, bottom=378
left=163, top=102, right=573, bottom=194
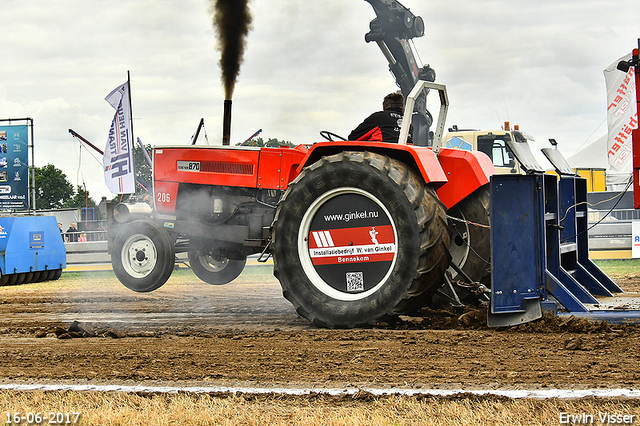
left=604, top=54, right=638, bottom=172
left=103, top=82, right=135, bottom=194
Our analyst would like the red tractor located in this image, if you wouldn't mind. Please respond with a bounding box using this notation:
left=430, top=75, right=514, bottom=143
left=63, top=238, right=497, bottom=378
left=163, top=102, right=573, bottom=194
left=108, top=0, right=495, bottom=328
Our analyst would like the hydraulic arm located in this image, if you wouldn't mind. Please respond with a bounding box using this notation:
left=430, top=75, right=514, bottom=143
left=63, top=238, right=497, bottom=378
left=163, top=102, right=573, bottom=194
left=364, top=0, right=436, bottom=146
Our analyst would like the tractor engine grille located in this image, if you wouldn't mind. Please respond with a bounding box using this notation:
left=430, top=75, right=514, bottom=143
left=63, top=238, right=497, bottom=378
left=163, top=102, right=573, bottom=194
left=201, top=162, right=254, bottom=175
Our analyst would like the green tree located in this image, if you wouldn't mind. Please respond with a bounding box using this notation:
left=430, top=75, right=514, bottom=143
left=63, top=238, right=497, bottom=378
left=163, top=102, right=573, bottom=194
left=238, top=137, right=295, bottom=147
left=63, top=185, right=97, bottom=210
left=108, top=144, right=152, bottom=203
left=32, top=164, right=74, bottom=210
left=134, top=143, right=152, bottom=193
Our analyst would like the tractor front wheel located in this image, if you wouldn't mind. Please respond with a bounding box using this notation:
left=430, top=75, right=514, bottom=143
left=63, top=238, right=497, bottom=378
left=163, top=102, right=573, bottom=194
left=111, top=220, right=175, bottom=292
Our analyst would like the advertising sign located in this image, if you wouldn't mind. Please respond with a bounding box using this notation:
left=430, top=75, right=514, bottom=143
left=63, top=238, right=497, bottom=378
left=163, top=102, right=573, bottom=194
left=604, top=53, right=637, bottom=172
left=0, top=124, right=29, bottom=210
left=306, top=192, right=397, bottom=296
left=633, top=221, right=640, bottom=259
left=103, top=82, right=135, bottom=194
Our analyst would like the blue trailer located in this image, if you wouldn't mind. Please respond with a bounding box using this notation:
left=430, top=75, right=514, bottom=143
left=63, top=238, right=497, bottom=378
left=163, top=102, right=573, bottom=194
left=0, top=216, right=66, bottom=285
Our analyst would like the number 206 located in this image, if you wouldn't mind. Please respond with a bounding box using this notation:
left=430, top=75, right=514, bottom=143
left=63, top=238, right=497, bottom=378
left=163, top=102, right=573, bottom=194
left=157, top=192, right=171, bottom=203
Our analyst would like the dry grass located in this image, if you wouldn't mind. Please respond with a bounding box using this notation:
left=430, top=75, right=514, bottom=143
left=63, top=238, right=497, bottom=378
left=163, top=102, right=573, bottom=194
left=2, top=264, right=640, bottom=424
left=2, top=391, right=640, bottom=426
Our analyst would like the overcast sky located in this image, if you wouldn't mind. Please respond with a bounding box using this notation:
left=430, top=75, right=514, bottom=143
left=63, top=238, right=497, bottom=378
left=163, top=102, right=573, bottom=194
left=1, top=0, right=639, bottom=202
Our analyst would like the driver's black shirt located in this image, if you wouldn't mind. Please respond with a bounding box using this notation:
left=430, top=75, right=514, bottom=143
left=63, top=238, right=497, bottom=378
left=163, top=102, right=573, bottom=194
left=347, top=108, right=412, bottom=143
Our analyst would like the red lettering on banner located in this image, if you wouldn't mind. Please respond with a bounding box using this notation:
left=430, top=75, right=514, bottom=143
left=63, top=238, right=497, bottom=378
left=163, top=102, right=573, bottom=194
left=608, top=69, right=635, bottom=114
left=609, top=113, right=639, bottom=161
left=308, top=225, right=395, bottom=249
left=308, top=225, right=397, bottom=266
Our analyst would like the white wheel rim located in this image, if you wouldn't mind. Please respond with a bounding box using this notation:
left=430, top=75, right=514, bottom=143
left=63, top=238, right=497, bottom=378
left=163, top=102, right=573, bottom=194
left=197, top=255, right=229, bottom=272
left=298, top=187, right=398, bottom=301
left=121, top=234, right=158, bottom=278
left=448, top=212, right=470, bottom=277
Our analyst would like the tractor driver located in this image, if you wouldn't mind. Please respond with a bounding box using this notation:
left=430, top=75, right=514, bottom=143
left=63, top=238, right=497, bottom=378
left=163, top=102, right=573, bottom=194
left=348, top=92, right=413, bottom=144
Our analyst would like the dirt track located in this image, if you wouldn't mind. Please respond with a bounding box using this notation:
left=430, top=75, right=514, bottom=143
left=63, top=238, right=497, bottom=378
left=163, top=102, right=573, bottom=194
left=1, top=266, right=640, bottom=391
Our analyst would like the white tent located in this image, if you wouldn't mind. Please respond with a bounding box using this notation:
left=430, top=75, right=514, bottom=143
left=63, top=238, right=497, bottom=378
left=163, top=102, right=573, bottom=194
left=566, top=134, right=631, bottom=191
left=566, top=135, right=608, bottom=169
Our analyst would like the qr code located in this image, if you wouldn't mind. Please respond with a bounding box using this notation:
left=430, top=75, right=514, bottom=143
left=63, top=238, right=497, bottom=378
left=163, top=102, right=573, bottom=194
left=346, top=272, right=364, bottom=292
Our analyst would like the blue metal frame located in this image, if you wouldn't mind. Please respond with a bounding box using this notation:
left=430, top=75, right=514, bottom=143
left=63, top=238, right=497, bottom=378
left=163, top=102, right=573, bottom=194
left=488, top=174, right=545, bottom=326
left=489, top=172, right=640, bottom=326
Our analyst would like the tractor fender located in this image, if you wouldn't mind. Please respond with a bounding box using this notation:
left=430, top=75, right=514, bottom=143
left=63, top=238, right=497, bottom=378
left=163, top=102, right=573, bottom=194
left=297, top=141, right=448, bottom=187
left=436, top=148, right=496, bottom=209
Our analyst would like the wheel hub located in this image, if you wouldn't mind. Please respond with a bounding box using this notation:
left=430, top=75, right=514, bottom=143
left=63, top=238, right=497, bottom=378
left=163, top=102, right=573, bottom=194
left=122, top=235, right=158, bottom=278
left=197, top=253, right=229, bottom=272
left=448, top=215, right=471, bottom=276
left=135, top=249, right=147, bottom=262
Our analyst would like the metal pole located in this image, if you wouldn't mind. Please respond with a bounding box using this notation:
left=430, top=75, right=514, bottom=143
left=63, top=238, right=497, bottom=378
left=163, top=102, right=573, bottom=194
left=632, top=40, right=640, bottom=209
left=29, top=118, right=35, bottom=212
left=191, top=118, right=205, bottom=145
left=127, top=71, right=136, bottom=195
left=69, top=129, right=104, bottom=155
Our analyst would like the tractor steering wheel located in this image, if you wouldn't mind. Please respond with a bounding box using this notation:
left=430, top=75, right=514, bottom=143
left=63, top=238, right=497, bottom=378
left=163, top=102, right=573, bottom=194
left=320, top=131, right=347, bottom=142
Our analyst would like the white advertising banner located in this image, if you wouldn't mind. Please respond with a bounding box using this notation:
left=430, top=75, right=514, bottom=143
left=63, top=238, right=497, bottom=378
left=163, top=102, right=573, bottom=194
left=604, top=54, right=638, bottom=172
left=633, top=221, right=640, bottom=259
left=103, top=82, right=135, bottom=194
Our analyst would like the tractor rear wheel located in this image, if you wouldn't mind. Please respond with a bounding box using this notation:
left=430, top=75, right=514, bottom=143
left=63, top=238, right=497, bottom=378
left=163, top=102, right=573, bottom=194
left=188, top=239, right=246, bottom=285
left=111, top=220, right=175, bottom=292
left=447, top=185, right=491, bottom=285
left=271, top=151, right=451, bottom=328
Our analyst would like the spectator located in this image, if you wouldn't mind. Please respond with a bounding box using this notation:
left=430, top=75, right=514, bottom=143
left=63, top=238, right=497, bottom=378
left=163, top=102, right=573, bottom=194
left=66, top=222, right=79, bottom=243
left=97, top=223, right=107, bottom=241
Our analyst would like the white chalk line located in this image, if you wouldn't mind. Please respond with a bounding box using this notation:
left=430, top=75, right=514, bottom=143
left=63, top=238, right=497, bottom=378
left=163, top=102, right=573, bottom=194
left=1, top=383, right=639, bottom=399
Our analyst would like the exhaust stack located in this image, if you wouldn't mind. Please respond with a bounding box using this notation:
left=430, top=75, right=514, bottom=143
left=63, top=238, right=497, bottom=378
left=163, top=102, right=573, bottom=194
left=222, top=99, right=232, bottom=146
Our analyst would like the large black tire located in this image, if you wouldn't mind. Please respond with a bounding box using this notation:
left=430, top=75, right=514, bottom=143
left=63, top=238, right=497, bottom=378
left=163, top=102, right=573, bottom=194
left=14, top=273, right=26, bottom=285
left=271, top=151, right=451, bottom=328
left=111, top=220, right=175, bottom=292
left=447, top=185, right=491, bottom=284
left=188, top=240, right=246, bottom=285
left=22, top=272, right=34, bottom=285
left=45, top=269, right=62, bottom=281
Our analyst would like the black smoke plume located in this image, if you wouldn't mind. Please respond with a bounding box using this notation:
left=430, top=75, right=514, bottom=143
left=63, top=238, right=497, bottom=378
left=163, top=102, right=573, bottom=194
left=210, top=0, right=253, bottom=100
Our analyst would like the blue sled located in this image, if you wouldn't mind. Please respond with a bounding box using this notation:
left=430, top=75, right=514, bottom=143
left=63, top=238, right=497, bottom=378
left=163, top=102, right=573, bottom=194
left=0, top=216, right=66, bottom=285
